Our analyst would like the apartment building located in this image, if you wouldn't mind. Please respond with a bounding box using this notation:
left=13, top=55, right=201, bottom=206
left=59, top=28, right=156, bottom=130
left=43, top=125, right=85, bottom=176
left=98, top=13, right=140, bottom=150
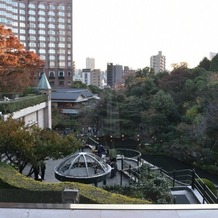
left=150, top=51, right=166, bottom=73
left=0, top=0, right=73, bottom=88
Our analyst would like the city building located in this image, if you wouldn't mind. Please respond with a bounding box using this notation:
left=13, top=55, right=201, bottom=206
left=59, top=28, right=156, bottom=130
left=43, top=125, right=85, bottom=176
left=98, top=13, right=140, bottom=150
left=81, top=68, right=103, bottom=88
left=90, top=69, right=102, bottom=88
left=86, top=57, right=95, bottom=70
left=150, top=51, right=166, bottom=73
left=82, top=69, right=91, bottom=85
left=106, top=63, right=124, bottom=88
left=0, top=0, right=73, bottom=88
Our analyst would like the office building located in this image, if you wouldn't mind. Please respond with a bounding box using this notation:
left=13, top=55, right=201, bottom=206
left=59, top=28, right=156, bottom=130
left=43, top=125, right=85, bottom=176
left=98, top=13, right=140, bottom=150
left=150, top=51, right=166, bottom=73
left=86, top=57, right=95, bottom=70
left=106, top=63, right=123, bottom=88
left=0, top=0, right=73, bottom=88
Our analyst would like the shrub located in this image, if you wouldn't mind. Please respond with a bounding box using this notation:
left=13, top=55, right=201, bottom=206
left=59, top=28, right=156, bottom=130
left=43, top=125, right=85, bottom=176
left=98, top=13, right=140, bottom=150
left=0, top=162, right=150, bottom=204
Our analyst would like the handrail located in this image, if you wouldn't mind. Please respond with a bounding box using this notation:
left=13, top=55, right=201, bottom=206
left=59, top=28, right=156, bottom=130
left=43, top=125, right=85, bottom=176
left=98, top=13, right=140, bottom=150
left=160, top=168, right=218, bottom=204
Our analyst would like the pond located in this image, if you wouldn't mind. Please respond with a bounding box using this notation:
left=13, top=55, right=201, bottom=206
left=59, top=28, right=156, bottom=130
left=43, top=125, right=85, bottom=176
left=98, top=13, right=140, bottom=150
left=142, top=154, right=218, bottom=186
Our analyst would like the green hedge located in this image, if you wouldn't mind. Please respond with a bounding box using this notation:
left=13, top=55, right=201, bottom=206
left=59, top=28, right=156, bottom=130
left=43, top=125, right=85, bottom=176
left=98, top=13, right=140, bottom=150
left=0, top=162, right=150, bottom=204
left=0, top=95, right=47, bottom=114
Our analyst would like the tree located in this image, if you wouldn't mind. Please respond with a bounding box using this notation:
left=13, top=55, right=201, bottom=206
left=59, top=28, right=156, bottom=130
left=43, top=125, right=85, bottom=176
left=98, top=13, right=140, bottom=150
left=209, top=54, right=218, bottom=72
left=0, top=25, right=44, bottom=94
left=0, top=118, right=82, bottom=173
left=198, top=57, right=210, bottom=71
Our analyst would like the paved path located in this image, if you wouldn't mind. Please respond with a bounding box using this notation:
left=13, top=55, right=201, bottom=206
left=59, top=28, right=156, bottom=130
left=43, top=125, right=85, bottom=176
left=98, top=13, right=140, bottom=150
left=23, top=158, right=130, bottom=187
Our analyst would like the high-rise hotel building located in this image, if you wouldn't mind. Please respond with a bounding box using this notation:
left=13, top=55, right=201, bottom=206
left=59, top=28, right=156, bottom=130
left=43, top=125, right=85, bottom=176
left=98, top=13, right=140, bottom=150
left=0, top=0, right=73, bottom=87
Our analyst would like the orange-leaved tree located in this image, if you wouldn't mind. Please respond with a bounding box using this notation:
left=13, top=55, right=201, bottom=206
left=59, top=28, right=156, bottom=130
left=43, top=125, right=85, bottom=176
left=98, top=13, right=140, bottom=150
left=0, top=24, right=44, bottom=94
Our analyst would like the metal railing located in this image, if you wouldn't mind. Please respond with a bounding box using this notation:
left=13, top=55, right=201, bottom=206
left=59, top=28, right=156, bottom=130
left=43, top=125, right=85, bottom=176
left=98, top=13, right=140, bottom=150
left=159, top=168, right=218, bottom=204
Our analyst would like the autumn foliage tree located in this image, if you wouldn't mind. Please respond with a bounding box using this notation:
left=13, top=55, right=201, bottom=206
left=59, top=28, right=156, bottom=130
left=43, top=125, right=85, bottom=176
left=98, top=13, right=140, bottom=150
left=0, top=25, right=44, bottom=94
left=0, top=118, right=82, bottom=173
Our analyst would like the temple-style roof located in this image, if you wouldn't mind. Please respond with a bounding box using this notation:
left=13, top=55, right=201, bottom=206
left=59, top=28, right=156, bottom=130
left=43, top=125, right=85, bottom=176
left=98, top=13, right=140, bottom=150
left=37, top=73, right=51, bottom=90
left=51, top=88, right=95, bottom=103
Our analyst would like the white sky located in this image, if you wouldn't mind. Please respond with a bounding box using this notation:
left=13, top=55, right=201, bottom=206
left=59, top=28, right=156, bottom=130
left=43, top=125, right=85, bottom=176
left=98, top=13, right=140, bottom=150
left=73, top=0, right=218, bottom=71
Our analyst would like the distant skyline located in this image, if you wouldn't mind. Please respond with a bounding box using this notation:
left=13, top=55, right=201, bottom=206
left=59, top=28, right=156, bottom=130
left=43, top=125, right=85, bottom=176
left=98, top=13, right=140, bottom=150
left=73, top=0, right=218, bottom=71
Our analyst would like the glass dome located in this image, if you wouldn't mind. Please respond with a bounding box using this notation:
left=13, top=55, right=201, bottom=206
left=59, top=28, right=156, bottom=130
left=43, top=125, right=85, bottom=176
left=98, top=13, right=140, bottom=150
left=54, top=152, right=111, bottom=184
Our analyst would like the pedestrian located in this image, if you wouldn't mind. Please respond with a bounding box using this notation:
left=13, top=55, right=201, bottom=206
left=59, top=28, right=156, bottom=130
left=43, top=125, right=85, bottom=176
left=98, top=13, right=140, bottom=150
left=40, top=162, right=46, bottom=180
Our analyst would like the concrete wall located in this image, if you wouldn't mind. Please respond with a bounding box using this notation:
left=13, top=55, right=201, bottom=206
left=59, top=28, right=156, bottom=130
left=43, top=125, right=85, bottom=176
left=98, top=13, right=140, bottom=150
left=2, top=101, right=51, bottom=129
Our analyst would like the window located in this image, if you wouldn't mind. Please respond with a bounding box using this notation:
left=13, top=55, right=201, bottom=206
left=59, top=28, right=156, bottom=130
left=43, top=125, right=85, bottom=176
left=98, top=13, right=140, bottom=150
left=28, top=10, right=35, bottom=15
left=49, top=61, right=55, bottom=67
left=59, top=56, right=65, bottom=60
left=29, top=42, right=36, bottom=47
left=38, top=4, right=45, bottom=9
left=48, top=24, right=55, bottom=28
left=58, top=24, right=65, bottom=29
left=49, top=36, right=55, bottom=41
left=20, top=29, right=25, bottom=34
left=48, top=11, right=55, bottom=16
left=39, top=49, right=45, bottom=54
left=20, top=16, right=25, bottom=21
left=29, top=29, right=36, bottom=34
left=59, top=62, right=65, bottom=67
left=49, top=43, right=55, bottom=47
left=39, top=10, right=45, bottom=16
left=20, top=35, right=26, bottom=40
left=49, top=55, right=55, bottom=60
left=39, top=30, right=45, bottom=34
left=28, top=4, right=35, bottom=9
left=59, top=81, right=64, bottom=86
left=58, top=5, right=65, bottom=10
left=20, top=22, right=25, bottom=27
left=58, top=18, right=65, bottom=23
left=49, top=49, right=55, bottom=54
left=29, top=16, right=35, bottom=21
left=59, top=37, right=65, bottom=42
left=58, top=43, right=65, bottom=48
left=49, top=81, right=55, bottom=86
left=38, top=17, right=45, bottom=22
left=19, top=9, right=25, bottom=14
left=39, top=43, right=46, bottom=47
left=19, top=3, right=25, bottom=8
left=39, top=23, right=45, bottom=28
left=48, top=30, right=55, bottom=35
left=48, top=17, right=55, bottom=22
left=49, top=71, right=55, bottom=77
left=40, top=55, right=46, bottom=60
left=58, top=71, right=64, bottom=77
left=49, top=4, right=55, bottom=10
left=59, top=31, right=65, bottom=35
left=39, top=36, right=45, bottom=41
left=58, top=11, right=65, bottom=16
left=29, top=23, right=36, bottom=28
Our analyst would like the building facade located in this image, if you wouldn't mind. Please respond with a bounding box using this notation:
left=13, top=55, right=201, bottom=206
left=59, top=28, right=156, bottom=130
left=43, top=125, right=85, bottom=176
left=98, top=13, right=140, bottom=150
left=86, top=57, right=95, bottom=70
left=150, top=51, right=166, bottom=73
left=0, top=0, right=73, bottom=88
left=106, top=63, right=123, bottom=88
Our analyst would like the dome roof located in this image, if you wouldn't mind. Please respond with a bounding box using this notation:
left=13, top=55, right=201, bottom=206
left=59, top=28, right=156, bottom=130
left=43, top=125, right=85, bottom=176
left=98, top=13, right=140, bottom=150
left=54, top=152, right=111, bottom=184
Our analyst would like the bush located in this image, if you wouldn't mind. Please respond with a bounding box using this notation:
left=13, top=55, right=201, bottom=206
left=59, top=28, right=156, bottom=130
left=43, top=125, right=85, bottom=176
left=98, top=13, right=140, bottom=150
left=206, top=165, right=218, bottom=175
left=104, top=165, right=173, bottom=204
left=0, top=162, right=150, bottom=204
left=199, top=178, right=217, bottom=196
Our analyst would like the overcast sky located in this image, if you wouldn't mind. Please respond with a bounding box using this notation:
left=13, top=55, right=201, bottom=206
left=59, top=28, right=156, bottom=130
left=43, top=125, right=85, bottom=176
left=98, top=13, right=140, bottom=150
left=73, top=0, right=218, bottom=71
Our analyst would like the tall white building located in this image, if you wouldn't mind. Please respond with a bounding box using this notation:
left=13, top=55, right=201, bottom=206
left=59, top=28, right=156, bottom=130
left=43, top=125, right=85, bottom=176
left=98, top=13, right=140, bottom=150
left=86, top=57, right=95, bottom=70
left=150, top=51, right=166, bottom=73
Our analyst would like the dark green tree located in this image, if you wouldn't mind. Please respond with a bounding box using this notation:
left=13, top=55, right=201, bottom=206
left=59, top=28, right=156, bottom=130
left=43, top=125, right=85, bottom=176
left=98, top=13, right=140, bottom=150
left=198, top=57, right=210, bottom=71
left=209, top=54, right=218, bottom=71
